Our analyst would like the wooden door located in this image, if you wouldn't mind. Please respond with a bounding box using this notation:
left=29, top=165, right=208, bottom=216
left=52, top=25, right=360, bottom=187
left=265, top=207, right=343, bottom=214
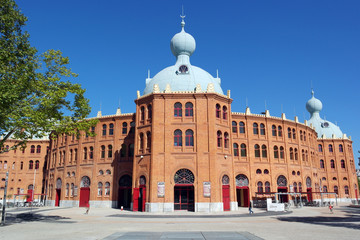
left=307, top=188, right=313, bottom=202
left=27, top=189, right=33, bottom=202
left=133, top=188, right=139, bottom=211
left=79, top=187, right=90, bottom=207
left=55, top=189, right=61, bottom=207
left=141, top=187, right=146, bottom=212
left=222, top=185, right=230, bottom=211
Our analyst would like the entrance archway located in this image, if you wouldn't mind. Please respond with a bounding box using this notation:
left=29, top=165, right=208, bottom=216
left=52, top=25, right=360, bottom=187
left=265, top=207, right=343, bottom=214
left=174, top=169, right=195, bottom=211
left=27, top=184, right=33, bottom=202
left=306, top=177, right=312, bottom=202
left=235, top=174, right=249, bottom=207
left=118, top=175, right=132, bottom=209
left=55, top=178, right=62, bottom=207
left=222, top=175, right=230, bottom=211
left=133, top=176, right=146, bottom=212
left=79, top=176, right=91, bottom=207
left=277, top=175, right=288, bottom=203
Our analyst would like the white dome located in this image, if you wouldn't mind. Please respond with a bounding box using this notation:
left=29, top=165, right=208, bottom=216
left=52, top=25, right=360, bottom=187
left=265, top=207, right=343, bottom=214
left=170, top=28, right=196, bottom=57
left=306, top=90, right=323, bottom=114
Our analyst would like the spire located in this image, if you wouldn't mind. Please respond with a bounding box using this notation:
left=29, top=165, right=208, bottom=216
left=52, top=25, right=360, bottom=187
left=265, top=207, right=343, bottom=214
left=180, top=6, right=185, bottom=30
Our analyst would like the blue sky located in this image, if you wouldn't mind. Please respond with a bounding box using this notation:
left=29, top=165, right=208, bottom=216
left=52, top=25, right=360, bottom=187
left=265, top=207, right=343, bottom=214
left=17, top=0, right=360, bottom=166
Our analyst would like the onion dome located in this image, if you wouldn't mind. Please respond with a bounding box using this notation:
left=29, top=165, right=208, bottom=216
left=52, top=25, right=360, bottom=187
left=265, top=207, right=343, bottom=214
left=306, top=90, right=323, bottom=115
left=170, top=17, right=196, bottom=57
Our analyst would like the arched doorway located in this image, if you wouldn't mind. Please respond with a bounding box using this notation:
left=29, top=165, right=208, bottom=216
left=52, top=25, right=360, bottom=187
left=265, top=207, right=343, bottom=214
left=174, top=169, right=195, bottom=211
left=133, top=175, right=146, bottom=212
left=277, top=175, right=288, bottom=203
left=306, top=177, right=312, bottom=202
left=79, top=176, right=91, bottom=207
left=118, top=175, right=132, bottom=209
left=55, top=178, right=62, bottom=207
left=236, top=174, right=249, bottom=207
left=222, top=175, right=230, bottom=211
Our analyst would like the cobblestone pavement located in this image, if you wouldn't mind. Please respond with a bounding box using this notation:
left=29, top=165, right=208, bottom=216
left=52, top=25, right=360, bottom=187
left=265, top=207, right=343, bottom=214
left=0, top=204, right=359, bottom=240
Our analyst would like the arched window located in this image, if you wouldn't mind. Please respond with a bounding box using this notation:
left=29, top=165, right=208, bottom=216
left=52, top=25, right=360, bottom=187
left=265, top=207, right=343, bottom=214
left=36, top=145, right=41, bottom=153
left=109, top=123, right=114, bottom=135
left=106, top=169, right=111, bottom=175
left=129, top=121, right=135, bottom=134
left=122, top=122, right=128, bottom=134
left=174, top=129, right=182, bottom=146
left=105, top=182, right=110, bottom=195
left=216, top=104, right=221, bottom=118
left=264, top=169, right=269, bottom=174
left=185, top=129, right=194, bottom=146
left=272, top=125, right=277, bottom=136
left=102, top=124, right=107, bottom=136
left=318, top=144, right=323, bottom=152
left=84, top=147, right=87, bottom=160
left=74, top=149, right=78, bottom=162
left=278, top=126, right=282, bottom=137
left=302, top=149, right=305, bottom=161
left=299, top=182, right=302, bottom=192
left=233, top=143, right=239, bottom=156
left=128, top=144, right=134, bottom=157
left=66, top=183, right=69, bottom=196
left=108, top=145, right=113, bottom=158
left=185, top=102, right=193, bottom=117
left=31, top=145, right=35, bottom=153
left=330, top=159, right=335, bottom=169
left=320, top=159, right=325, bottom=168
left=174, top=169, right=195, bottom=184
left=217, top=131, right=222, bottom=147
left=98, top=182, right=103, bottom=196
left=71, top=183, right=74, bottom=196
left=280, top=146, right=284, bottom=159
left=239, top=122, right=245, bottom=134
left=174, top=102, right=182, bottom=117
left=91, top=126, right=95, bottom=134
left=223, top=106, right=227, bottom=119
left=344, top=186, right=349, bottom=195
left=224, top=132, right=229, bottom=148
left=99, top=170, right=104, bottom=175
left=222, top=175, right=230, bottom=185
left=261, top=145, right=267, bottom=158
left=120, top=144, right=127, bottom=157
left=253, top=123, right=259, bottom=135
left=289, top=147, right=294, bottom=160
left=292, top=129, right=296, bottom=139
left=147, top=104, right=152, bottom=119
left=20, top=161, right=23, bottom=170
left=89, top=147, right=94, bottom=159
left=254, top=144, right=260, bottom=157
left=139, top=133, right=144, bottom=151
left=328, top=144, right=333, bottom=153
left=300, top=131, right=303, bottom=141
left=101, top=145, right=105, bottom=158
left=232, top=121, right=237, bottom=133
left=341, top=160, right=345, bottom=169
left=294, top=148, right=298, bottom=160
left=260, top=124, right=265, bottom=135
left=323, top=185, right=328, bottom=192
left=257, top=182, right=263, bottom=193
left=29, top=160, right=33, bottom=169
left=256, top=169, right=262, bottom=174
left=147, top=131, right=151, bottom=150
left=274, top=146, right=279, bottom=158
left=69, top=149, right=73, bottom=163
left=339, top=144, right=343, bottom=152
left=334, top=186, right=338, bottom=194
left=293, top=182, right=297, bottom=193
left=140, top=106, right=145, bottom=121
left=241, top=144, right=247, bottom=157
left=277, top=175, right=287, bottom=187
left=236, top=174, right=249, bottom=187
left=287, top=128, right=291, bottom=138
left=265, top=181, right=271, bottom=193
left=35, top=160, right=39, bottom=170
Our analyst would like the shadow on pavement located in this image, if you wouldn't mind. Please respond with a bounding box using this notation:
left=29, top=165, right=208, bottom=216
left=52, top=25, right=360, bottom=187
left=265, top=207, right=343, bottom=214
left=277, top=215, right=360, bottom=230
left=1, top=212, right=75, bottom=226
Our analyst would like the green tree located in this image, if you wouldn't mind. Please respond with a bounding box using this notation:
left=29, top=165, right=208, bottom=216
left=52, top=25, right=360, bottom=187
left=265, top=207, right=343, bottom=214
left=0, top=0, right=97, bottom=153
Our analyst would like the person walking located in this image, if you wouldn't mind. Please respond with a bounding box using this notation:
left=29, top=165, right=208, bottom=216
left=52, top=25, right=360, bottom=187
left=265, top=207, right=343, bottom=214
left=329, top=204, right=333, bottom=214
left=249, top=201, right=254, bottom=215
left=85, top=202, right=90, bottom=214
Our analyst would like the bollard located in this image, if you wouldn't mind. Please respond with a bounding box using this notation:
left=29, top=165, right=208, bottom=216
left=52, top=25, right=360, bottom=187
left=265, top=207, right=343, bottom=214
left=121, top=206, right=123, bottom=211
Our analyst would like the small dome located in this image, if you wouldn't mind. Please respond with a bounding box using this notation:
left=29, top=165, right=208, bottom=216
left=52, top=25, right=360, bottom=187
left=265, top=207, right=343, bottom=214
left=306, top=90, right=322, bottom=114
left=170, top=19, right=196, bottom=57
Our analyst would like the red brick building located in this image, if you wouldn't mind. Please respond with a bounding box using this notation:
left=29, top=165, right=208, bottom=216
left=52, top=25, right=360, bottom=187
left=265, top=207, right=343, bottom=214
left=1, top=18, right=358, bottom=212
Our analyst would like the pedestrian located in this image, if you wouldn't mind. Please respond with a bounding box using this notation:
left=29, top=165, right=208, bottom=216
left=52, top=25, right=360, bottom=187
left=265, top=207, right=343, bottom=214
left=249, top=201, right=254, bottom=215
left=85, top=202, right=90, bottom=214
left=329, top=204, right=333, bottom=214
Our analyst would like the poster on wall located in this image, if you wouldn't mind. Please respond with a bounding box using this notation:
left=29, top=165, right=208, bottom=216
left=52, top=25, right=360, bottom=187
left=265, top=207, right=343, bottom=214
left=203, top=182, right=211, bottom=197
left=157, top=182, right=165, bottom=197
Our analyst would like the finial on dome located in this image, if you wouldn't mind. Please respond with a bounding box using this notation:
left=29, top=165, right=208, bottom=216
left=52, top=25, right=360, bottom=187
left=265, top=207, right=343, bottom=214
left=311, top=89, right=314, bottom=97
left=180, top=6, right=186, bottom=30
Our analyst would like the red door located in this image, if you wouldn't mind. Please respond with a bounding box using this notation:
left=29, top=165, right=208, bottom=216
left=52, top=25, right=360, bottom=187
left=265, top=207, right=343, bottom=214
left=55, top=189, right=61, bottom=207
left=79, top=187, right=90, bottom=207
left=222, top=185, right=230, bottom=211
left=133, top=188, right=139, bottom=211
left=307, top=188, right=313, bottom=202
left=243, top=188, right=249, bottom=207
left=141, top=187, right=146, bottom=212
left=278, top=187, right=288, bottom=203
left=27, top=189, right=33, bottom=202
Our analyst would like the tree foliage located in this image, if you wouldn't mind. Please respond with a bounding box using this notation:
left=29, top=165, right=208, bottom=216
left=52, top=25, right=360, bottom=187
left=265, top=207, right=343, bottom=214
left=0, top=0, right=97, bottom=152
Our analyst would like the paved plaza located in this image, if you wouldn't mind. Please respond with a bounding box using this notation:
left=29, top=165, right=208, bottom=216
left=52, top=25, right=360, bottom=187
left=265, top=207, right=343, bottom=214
left=0, top=204, right=359, bottom=240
